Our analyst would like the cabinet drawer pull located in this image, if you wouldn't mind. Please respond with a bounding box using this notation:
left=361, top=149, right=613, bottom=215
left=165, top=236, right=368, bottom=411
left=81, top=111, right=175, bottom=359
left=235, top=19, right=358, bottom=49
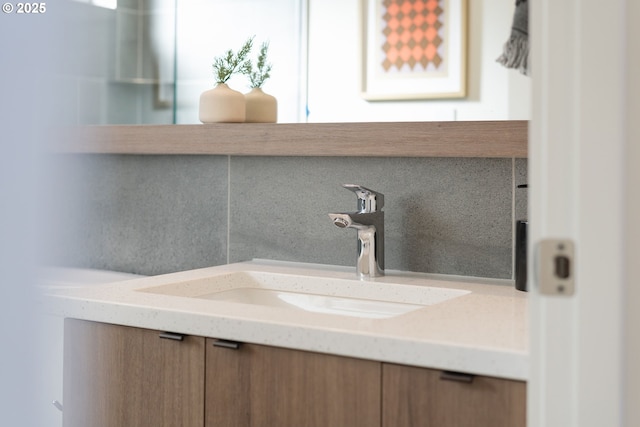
left=159, top=332, right=185, bottom=341
left=440, top=371, right=475, bottom=383
left=213, top=339, right=242, bottom=350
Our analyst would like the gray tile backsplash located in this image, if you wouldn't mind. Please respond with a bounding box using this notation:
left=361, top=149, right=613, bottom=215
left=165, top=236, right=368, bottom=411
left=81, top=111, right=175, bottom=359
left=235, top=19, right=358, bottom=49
left=46, top=154, right=528, bottom=280
left=515, top=158, right=529, bottom=222
left=230, top=157, right=513, bottom=278
left=44, top=155, right=229, bottom=276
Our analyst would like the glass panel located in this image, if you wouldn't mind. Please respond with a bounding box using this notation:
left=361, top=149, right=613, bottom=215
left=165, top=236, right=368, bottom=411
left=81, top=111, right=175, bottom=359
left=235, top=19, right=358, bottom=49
left=60, top=0, right=177, bottom=125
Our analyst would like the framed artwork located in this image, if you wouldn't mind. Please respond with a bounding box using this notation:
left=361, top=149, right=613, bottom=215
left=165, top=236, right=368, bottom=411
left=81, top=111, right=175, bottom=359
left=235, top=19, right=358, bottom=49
left=361, top=0, right=467, bottom=100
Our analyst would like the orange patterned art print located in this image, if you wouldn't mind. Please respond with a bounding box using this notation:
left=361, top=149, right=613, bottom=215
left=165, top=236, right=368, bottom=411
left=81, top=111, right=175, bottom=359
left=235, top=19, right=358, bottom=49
left=381, top=0, right=444, bottom=72
left=362, top=0, right=467, bottom=100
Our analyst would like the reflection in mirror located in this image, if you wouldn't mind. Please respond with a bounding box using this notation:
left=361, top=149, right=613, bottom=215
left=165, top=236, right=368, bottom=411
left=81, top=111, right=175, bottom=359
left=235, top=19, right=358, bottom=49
left=115, top=0, right=176, bottom=120
left=175, top=0, right=307, bottom=124
left=63, top=0, right=531, bottom=125
left=61, top=0, right=177, bottom=124
left=63, top=0, right=305, bottom=124
left=306, top=0, right=530, bottom=122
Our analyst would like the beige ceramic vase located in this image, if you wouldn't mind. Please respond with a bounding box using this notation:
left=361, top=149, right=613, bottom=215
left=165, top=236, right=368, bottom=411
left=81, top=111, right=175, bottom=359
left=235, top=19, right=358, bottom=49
left=199, top=83, right=246, bottom=123
left=244, top=88, right=277, bottom=123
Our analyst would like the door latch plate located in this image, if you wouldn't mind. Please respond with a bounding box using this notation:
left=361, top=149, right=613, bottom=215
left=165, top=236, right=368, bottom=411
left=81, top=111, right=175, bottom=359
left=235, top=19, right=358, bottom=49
left=536, top=239, right=575, bottom=296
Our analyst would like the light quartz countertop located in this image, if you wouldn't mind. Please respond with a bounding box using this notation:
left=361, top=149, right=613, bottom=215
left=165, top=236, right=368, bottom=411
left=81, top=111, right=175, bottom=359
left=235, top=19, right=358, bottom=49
left=42, top=259, right=528, bottom=381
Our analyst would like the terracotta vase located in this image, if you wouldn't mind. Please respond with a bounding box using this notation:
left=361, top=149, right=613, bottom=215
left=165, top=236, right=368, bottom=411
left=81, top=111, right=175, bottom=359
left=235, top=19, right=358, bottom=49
left=199, top=83, right=246, bottom=123
left=244, top=88, right=277, bottom=123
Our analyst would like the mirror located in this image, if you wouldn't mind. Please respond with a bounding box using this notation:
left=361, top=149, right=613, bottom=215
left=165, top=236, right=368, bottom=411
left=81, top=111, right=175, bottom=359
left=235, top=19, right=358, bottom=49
left=62, top=0, right=530, bottom=125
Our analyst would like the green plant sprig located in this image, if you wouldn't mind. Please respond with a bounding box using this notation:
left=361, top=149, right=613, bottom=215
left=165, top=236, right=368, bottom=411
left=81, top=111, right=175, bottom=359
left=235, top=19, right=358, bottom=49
left=245, top=41, right=272, bottom=89
left=212, top=36, right=254, bottom=84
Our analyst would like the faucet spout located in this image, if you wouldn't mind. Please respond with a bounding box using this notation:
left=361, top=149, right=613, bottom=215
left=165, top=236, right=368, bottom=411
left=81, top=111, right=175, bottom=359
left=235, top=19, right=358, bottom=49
left=329, top=185, right=385, bottom=279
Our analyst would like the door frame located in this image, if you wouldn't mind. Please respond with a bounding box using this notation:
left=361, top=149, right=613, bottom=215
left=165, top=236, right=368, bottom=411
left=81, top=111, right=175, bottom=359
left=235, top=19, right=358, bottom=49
left=529, top=0, right=638, bottom=426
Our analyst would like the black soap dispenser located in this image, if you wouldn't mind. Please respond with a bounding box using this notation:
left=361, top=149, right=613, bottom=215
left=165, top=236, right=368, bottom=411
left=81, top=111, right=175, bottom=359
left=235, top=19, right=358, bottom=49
left=515, top=184, right=528, bottom=292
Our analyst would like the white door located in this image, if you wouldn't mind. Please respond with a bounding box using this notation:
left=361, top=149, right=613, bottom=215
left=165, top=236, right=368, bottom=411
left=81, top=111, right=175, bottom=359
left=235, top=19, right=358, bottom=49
left=529, top=1, right=639, bottom=426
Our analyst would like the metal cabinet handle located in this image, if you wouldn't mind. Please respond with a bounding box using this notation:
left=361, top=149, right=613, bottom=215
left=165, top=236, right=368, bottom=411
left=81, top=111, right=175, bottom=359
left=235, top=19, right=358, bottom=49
left=52, top=400, right=63, bottom=412
left=440, top=371, right=475, bottom=383
left=159, top=332, right=185, bottom=341
left=212, top=339, right=242, bottom=350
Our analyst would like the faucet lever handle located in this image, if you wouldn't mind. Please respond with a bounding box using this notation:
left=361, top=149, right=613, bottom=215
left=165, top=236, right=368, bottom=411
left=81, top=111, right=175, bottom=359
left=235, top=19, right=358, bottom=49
left=342, top=184, right=384, bottom=212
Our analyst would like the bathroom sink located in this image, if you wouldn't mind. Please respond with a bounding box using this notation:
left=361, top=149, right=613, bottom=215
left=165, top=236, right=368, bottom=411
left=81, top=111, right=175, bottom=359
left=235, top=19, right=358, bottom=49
left=200, top=287, right=424, bottom=318
left=138, top=271, right=470, bottom=319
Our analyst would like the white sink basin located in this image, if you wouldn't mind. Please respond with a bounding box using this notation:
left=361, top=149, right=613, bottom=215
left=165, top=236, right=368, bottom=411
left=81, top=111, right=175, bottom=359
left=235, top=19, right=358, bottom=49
left=138, top=271, right=470, bottom=319
left=201, top=287, right=425, bottom=318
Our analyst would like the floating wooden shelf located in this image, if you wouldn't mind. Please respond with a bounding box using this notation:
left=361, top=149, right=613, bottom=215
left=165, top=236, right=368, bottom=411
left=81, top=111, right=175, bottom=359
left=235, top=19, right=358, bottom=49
left=55, top=121, right=528, bottom=158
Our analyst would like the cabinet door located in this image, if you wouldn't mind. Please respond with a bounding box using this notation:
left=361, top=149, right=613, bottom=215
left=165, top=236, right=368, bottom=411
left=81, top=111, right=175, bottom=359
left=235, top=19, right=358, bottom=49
left=382, top=363, right=526, bottom=427
left=205, top=340, right=381, bottom=427
left=63, top=319, right=205, bottom=427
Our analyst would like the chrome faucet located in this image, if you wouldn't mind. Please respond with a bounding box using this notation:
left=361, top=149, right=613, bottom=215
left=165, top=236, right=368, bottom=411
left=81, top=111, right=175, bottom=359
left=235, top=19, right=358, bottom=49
left=329, top=184, right=384, bottom=279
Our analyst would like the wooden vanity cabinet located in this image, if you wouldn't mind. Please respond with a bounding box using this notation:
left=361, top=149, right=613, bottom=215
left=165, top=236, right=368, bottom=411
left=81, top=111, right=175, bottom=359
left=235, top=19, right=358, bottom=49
left=205, top=339, right=381, bottom=427
left=382, top=363, right=526, bottom=427
left=63, top=320, right=525, bottom=427
left=62, top=319, right=205, bottom=427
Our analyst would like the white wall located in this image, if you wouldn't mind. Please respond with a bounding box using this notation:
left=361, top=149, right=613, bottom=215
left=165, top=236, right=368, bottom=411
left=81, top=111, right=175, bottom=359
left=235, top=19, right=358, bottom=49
left=307, top=0, right=530, bottom=122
